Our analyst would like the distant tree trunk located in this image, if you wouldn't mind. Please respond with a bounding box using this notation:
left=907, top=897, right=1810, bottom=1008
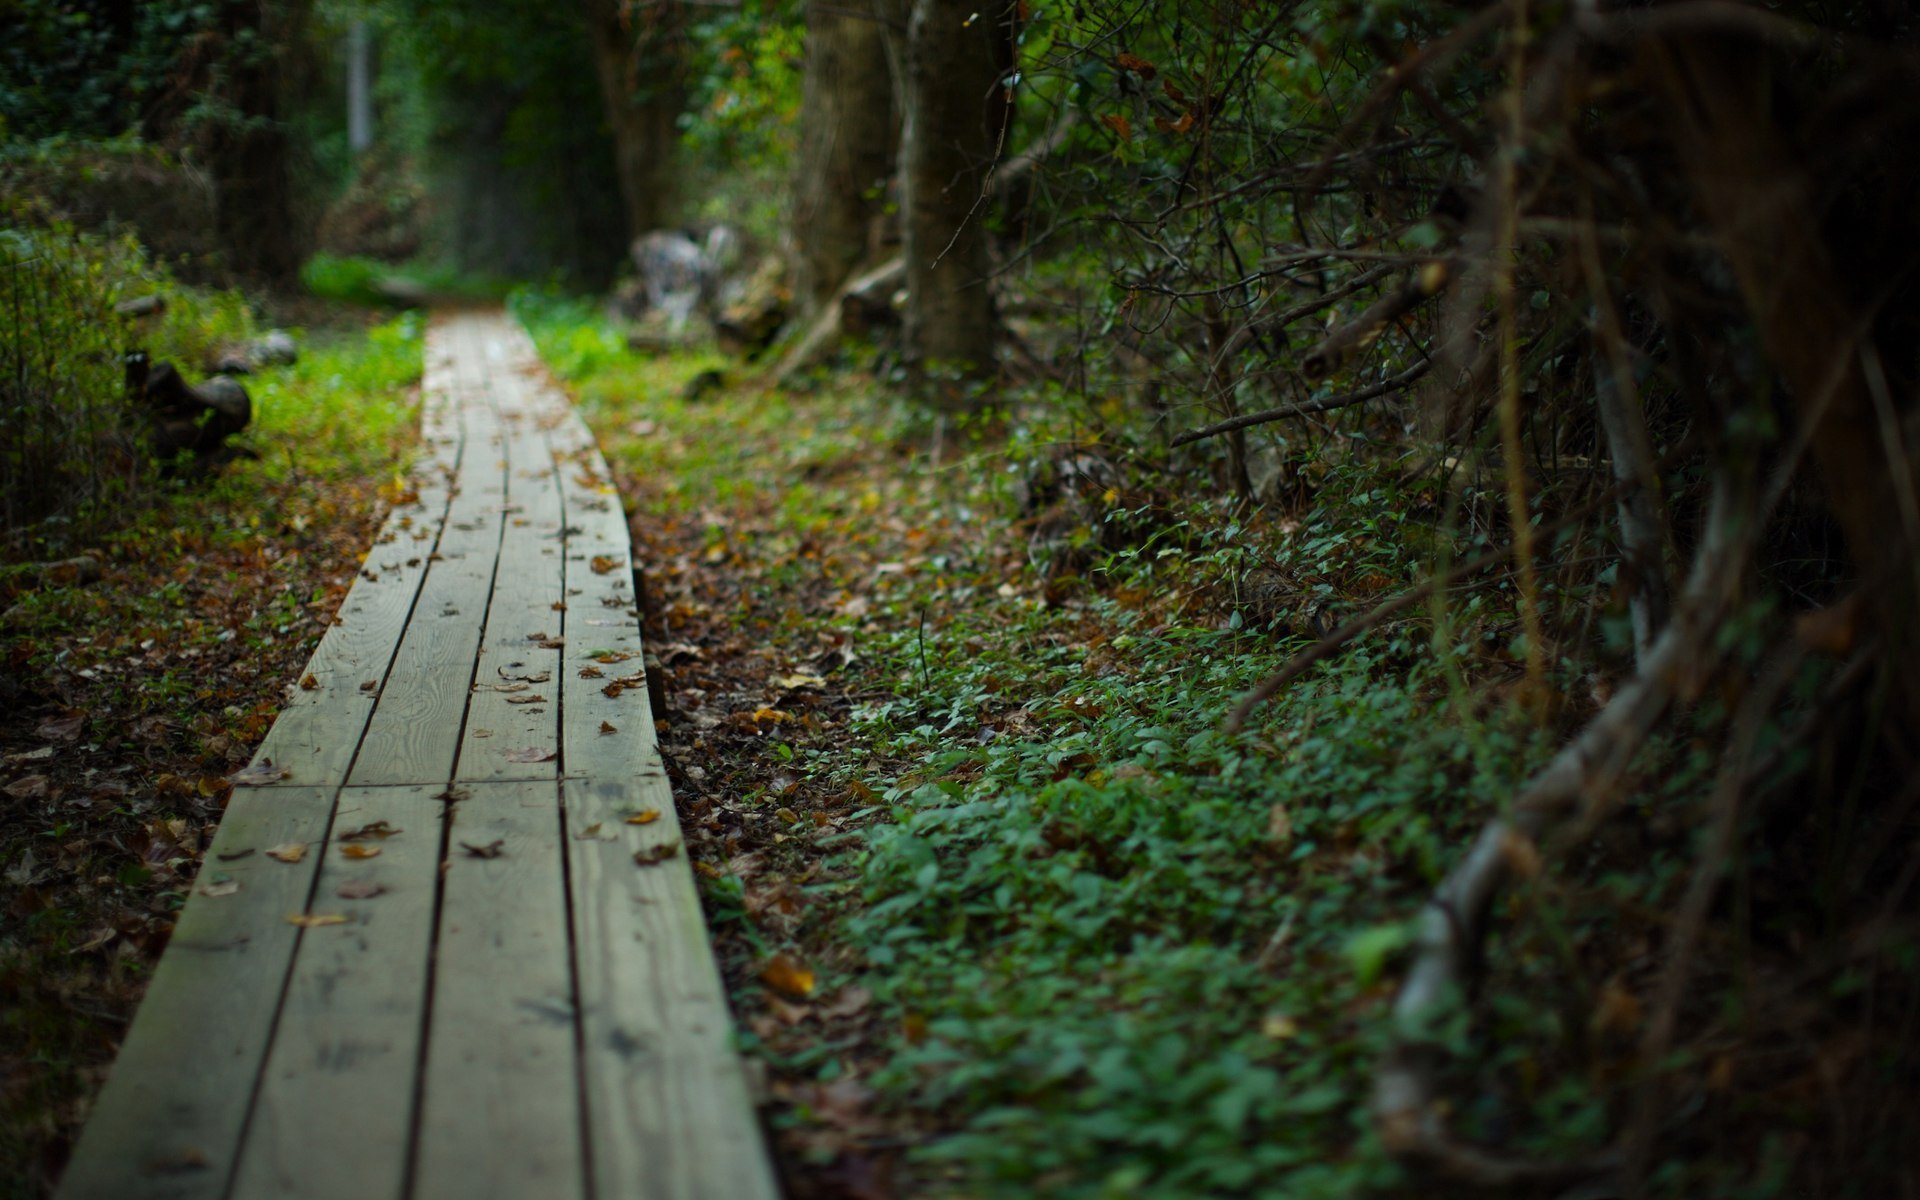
left=204, top=0, right=316, bottom=283
left=791, top=0, right=897, bottom=320
left=583, top=0, right=685, bottom=240
left=896, top=0, right=1015, bottom=405
left=347, top=19, right=373, bottom=155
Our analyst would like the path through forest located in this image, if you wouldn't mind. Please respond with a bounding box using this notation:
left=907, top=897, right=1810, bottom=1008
left=56, top=311, right=775, bottom=1200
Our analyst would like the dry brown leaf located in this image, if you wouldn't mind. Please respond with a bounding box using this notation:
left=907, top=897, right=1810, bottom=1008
left=759, top=952, right=816, bottom=999
left=339, top=844, right=381, bottom=860
left=462, top=839, right=506, bottom=859
left=34, top=713, right=84, bottom=741
left=4, top=775, right=50, bottom=801
left=265, top=843, right=308, bottom=864
left=230, top=761, right=290, bottom=786
left=299, top=674, right=319, bottom=691
left=599, top=721, right=618, bottom=735
left=633, top=841, right=680, bottom=866
left=338, top=820, right=401, bottom=841
left=590, top=555, right=619, bottom=574
left=286, top=912, right=349, bottom=928
left=503, top=747, right=556, bottom=763
left=199, top=877, right=240, bottom=897
left=505, top=694, right=548, bottom=705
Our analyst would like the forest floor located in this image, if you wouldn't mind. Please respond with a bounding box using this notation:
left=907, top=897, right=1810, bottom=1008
left=7, top=291, right=1913, bottom=1200
left=0, top=304, right=419, bottom=1198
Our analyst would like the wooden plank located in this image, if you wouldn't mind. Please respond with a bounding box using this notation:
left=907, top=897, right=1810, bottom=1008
left=413, top=780, right=586, bottom=1199
left=348, top=395, right=507, bottom=786
left=56, top=787, right=336, bottom=1200
left=227, top=785, right=444, bottom=1200
left=564, top=775, right=780, bottom=1200
left=455, top=332, right=568, bottom=783
left=245, top=325, right=462, bottom=789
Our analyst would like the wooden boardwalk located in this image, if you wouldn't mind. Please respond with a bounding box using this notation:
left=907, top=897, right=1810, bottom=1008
left=58, top=311, right=778, bottom=1200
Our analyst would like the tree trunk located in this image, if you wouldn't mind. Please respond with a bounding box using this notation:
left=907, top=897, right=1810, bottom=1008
left=347, top=19, right=373, bottom=155
left=205, top=0, right=315, bottom=283
left=582, top=0, right=685, bottom=240
left=896, top=0, right=1015, bottom=405
left=1643, top=33, right=1920, bottom=734
left=791, top=0, right=897, bottom=320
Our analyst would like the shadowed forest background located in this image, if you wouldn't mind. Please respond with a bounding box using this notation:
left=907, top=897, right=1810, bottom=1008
left=4, top=0, right=1920, bottom=1197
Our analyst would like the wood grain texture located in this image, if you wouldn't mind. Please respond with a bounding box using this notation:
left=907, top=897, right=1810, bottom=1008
left=227, top=785, right=442, bottom=1200
left=413, top=780, right=586, bottom=1199
left=565, top=776, right=779, bottom=1200
left=55, top=787, right=336, bottom=1200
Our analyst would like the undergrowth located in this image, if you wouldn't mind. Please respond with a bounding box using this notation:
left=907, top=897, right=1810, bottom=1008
left=514, top=295, right=1671, bottom=1198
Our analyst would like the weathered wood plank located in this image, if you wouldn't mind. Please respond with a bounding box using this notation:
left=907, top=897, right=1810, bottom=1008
left=227, top=785, right=443, bottom=1200
left=245, top=326, right=461, bottom=789
left=564, top=775, right=780, bottom=1200
left=413, top=780, right=585, bottom=1198
left=56, top=787, right=336, bottom=1200
left=454, top=332, right=568, bottom=783
left=348, top=376, right=507, bottom=786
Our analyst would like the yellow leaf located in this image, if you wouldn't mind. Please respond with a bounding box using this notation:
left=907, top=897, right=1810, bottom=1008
left=266, top=843, right=307, bottom=864
left=626, top=810, right=661, bottom=825
left=759, top=952, right=815, bottom=999
left=286, top=913, right=349, bottom=928
left=339, top=844, right=382, bottom=860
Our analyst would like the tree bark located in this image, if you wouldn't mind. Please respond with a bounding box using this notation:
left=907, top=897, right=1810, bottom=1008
left=583, top=0, right=686, bottom=240
left=896, top=0, right=1015, bottom=405
left=791, top=0, right=897, bottom=321
left=1642, top=33, right=1920, bottom=735
left=204, top=0, right=315, bottom=283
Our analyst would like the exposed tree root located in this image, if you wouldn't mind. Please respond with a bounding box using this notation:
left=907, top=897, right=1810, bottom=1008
left=1370, top=467, right=1758, bottom=1184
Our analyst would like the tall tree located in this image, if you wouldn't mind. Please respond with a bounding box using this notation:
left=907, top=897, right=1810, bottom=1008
left=583, top=0, right=687, bottom=240
left=896, top=0, right=1015, bottom=405
left=790, top=0, right=896, bottom=318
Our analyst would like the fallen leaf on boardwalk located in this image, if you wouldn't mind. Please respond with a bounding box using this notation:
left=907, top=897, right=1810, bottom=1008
left=198, top=877, right=240, bottom=897
left=286, top=913, right=349, bottom=928
left=626, top=810, right=661, bottom=825
left=535, top=638, right=565, bottom=650
left=339, top=844, right=381, bottom=860
left=462, top=839, right=506, bottom=859
left=339, top=820, right=401, bottom=841
left=505, top=694, right=548, bottom=705
left=433, top=786, right=471, bottom=803
left=591, top=650, right=634, bottom=663
left=550, top=601, right=567, bottom=611
left=358, top=680, right=378, bottom=692
left=579, top=666, right=605, bottom=679
left=230, top=761, right=289, bottom=786
left=216, top=848, right=255, bottom=862
left=265, top=843, right=307, bottom=864
left=599, top=721, right=617, bottom=735
left=35, top=713, right=84, bottom=741
left=501, top=669, right=551, bottom=684
left=4, top=775, right=50, bottom=801
left=299, top=674, right=319, bottom=691
left=470, top=728, right=493, bottom=738
left=503, top=747, right=556, bottom=763
left=633, top=841, right=680, bottom=866
left=590, top=555, right=619, bottom=574
left=575, top=823, right=603, bottom=839
left=337, top=879, right=386, bottom=900
left=759, top=953, right=816, bottom=999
